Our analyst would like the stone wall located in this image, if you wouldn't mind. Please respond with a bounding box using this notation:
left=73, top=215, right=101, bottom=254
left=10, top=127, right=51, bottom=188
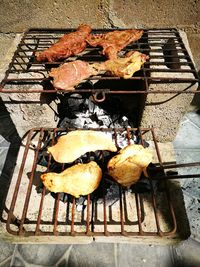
left=0, top=0, right=200, bottom=70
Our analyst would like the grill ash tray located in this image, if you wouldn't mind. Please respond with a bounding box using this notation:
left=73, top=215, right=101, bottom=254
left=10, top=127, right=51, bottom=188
left=5, top=127, right=190, bottom=240
left=0, top=28, right=198, bottom=96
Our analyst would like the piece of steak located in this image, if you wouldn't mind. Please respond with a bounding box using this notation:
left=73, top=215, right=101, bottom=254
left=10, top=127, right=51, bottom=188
left=49, top=60, right=98, bottom=90
left=86, top=29, right=143, bottom=59
left=36, top=24, right=91, bottom=62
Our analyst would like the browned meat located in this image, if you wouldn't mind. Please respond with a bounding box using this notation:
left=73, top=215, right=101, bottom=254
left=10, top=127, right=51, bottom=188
left=41, top=161, right=102, bottom=198
left=36, top=24, right=91, bottom=62
left=95, top=51, right=149, bottom=79
left=47, top=130, right=117, bottom=163
left=49, top=60, right=99, bottom=90
left=86, top=29, right=143, bottom=59
left=107, top=144, right=152, bottom=187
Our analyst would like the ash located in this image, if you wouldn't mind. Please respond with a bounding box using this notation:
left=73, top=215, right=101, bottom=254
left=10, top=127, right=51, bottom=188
left=57, top=93, right=136, bottom=148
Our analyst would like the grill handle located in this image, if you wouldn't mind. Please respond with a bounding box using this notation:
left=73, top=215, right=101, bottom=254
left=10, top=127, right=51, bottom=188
left=92, top=91, right=106, bottom=103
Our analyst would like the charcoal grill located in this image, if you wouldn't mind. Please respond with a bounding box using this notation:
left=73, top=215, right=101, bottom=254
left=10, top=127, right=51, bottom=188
left=0, top=28, right=199, bottom=100
left=1, top=28, right=200, bottom=240
left=6, top=127, right=200, bottom=238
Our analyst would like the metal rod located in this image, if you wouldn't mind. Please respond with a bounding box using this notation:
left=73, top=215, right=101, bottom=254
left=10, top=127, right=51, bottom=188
left=135, top=193, right=143, bottom=235
left=71, top=197, right=76, bottom=235
left=35, top=130, right=55, bottom=235
left=86, top=194, right=91, bottom=235
left=1, top=88, right=200, bottom=94
left=6, top=129, right=33, bottom=234
left=119, top=186, right=125, bottom=235
left=19, top=129, right=44, bottom=234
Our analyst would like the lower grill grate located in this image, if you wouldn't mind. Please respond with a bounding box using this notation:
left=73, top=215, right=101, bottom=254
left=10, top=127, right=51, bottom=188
left=6, top=127, right=184, bottom=237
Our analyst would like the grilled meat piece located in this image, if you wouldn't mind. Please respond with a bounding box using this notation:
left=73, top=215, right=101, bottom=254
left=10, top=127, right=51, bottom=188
left=36, top=24, right=91, bottom=62
left=86, top=29, right=143, bottom=59
left=48, top=130, right=117, bottom=163
left=41, top=161, right=102, bottom=198
left=49, top=60, right=99, bottom=90
left=95, top=51, right=148, bottom=79
left=49, top=51, right=147, bottom=90
left=107, top=144, right=152, bottom=187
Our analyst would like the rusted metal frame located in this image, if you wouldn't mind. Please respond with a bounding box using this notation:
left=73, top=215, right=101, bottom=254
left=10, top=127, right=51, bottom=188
left=6, top=129, right=34, bottom=235
left=3, top=86, right=200, bottom=94
left=176, top=31, right=199, bottom=80
left=142, top=36, right=181, bottom=41
left=147, top=40, right=179, bottom=45
left=113, top=129, right=125, bottom=235
left=20, top=39, right=39, bottom=52
left=149, top=54, right=191, bottom=59
left=148, top=61, right=193, bottom=66
left=151, top=128, right=177, bottom=236
left=2, top=76, right=199, bottom=84
left=9, top=68, right=46, bottom=73
left=140, top=48, right=187, bottom=53
left=53, top=194, right=61, bottom=236
left=1, top=87, right=200, bottom=95
left=0, top=50, right=23, bottom=88
left=1, top=28, right=198, bottom=89
left=118, top=186, right=126, bottom=235
left=20, top=41, right=186, bottom=49
left=35, top=129, right=55, bottom=235
left=153, top=161, right=200, bottom=180
left=139, top=127, right=165, bottom=236
left=6, top=127, right=187, bottom=237
left=27, top=28, right=76, bottom=33
left=25, top=27, right=176, bottom=33
left=52, top=130, right=61, bottom=236
left=100, top=151, right=108, bottom=236
left=20, top=46, right=102, bottom=53
left=20, top=230, right=177, bottom=237
left=126, top=128, right=144, bottom=234
left=19, top=229, right=173, bottom=237
left=1, top=30, right=31, bottom=86
left=86, top=194, right=91, bottom=235
left=71, top=197, right=76, bottom=235
left=124, top=128, right=143, bottom=230
left=136, top=128, right=151, bottom=235
left=13, top=56, right=27, bottom=71
left=18, top=129, right=45, bottom=235
left=16, top=47, right=187, bottom=53
left=11, top=59, right=195, bottom=66
left=124, top=130, right=136, bottom=222
left=145, top=68, right=196, bottom=73
left=8, top=65, right=196, bottom=74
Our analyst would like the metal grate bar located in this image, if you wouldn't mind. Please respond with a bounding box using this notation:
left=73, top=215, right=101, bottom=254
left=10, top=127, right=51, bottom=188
left=6, top=127, right=199, bottom=237
left=1, top=28, right=199, bottom=94
left=18, top=129, right=44, bottom=234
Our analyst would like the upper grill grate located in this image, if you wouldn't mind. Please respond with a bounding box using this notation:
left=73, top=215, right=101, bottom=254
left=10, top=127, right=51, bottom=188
left=0, top=28, right=199, bottom=94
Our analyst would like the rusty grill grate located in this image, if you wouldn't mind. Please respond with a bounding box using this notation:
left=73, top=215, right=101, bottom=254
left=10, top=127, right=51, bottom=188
left=6, top=127, right=182, bottom=237
left=0, top=28, right=199, bottom=95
